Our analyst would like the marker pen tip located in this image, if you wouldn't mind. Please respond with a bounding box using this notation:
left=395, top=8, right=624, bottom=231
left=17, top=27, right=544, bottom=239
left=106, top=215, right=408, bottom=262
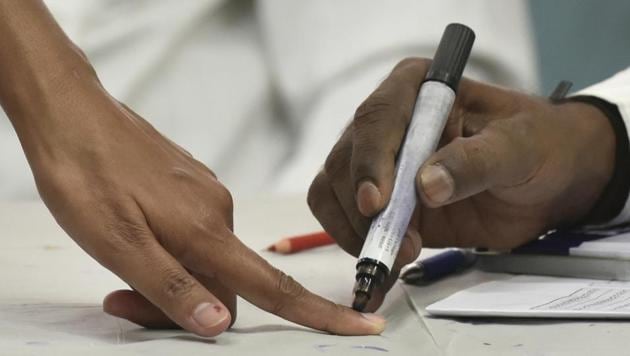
left=352, top=293, right=369, bottom=312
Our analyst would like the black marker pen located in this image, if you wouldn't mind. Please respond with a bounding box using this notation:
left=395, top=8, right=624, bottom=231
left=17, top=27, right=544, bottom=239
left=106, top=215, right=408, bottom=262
left=352, top=23, right=475, bottom=311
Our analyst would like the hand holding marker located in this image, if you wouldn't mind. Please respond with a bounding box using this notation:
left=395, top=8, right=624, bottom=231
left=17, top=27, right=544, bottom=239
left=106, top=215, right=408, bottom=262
left=269, top=25, right=575, bottom=309
left=267, top=24, right=475, bottom=310
left=352, top=24, right=475, bottom=311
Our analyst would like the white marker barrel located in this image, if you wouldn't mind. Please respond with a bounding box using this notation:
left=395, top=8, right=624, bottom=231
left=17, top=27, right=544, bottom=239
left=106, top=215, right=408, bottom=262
left=352, top=23, right=475, bottom=311
left=358, top=81, right=455, bottom=270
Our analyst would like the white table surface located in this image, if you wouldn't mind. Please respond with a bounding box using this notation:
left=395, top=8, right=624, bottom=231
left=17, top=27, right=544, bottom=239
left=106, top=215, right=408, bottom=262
left=1, top=196, right=629, bottom=355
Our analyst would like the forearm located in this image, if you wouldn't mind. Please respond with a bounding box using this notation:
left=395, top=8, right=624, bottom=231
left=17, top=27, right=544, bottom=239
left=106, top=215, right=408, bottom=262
left=0, top=1, right=97, bottom=143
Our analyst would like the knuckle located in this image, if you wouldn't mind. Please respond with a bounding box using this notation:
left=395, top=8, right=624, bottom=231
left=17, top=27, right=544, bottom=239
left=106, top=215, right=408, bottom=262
left=354, top=93, right=406, bottom=129
left=452, top=137, right=493, bottom=178
left=404, top=230, right=422, bottom=260
left=191, top=217, right=229, bottom=243
left=277, top=271, right=307, bottom=299
left=170, top=166, right=196, bottom=181
left=271, top=269, right=307, bottom=315
left=215, top=185, right=234, bottom=213
left=161, top=268, right=196, bottom=300
left=205, top=167, right=218, bottom=178
left=354, top=94, right=389, bottom=121
left=323, top=143, right=351, bottom=178
left=390, top=57, right=432, bottom=87
left=307, top=173, right=326, bottom=214
left=188, top=188, right=233, bottom=239
left=69, top=43, right=91, bottom=64
left=319, top=303, right=346, bottom=333
left=352, top=97, right=409, bottom=159
left=350, top=145, right=395, bottom=187
left=395, top=57, right=430, bottom=72
left=105, top=213, right=151, bottom=249
left=509, top=115, right=537, bottom=139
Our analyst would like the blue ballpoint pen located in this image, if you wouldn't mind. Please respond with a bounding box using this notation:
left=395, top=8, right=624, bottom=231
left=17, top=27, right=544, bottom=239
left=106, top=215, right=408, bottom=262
left=400, top=249, right=477, bottom=285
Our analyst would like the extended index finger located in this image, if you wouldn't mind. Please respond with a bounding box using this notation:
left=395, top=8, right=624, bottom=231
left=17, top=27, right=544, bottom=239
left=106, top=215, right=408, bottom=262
left=192, top=230, right=386, bottom=336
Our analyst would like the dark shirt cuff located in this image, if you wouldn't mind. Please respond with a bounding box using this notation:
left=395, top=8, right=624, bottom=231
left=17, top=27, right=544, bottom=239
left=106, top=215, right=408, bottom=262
left=564, top=95, right=630, bottom=226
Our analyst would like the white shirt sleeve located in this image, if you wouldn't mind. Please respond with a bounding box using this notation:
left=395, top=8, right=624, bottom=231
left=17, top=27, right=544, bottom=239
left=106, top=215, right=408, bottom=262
left=260, top=0, right=538, bottom=193
left=576, top=67, right=630, bottom=226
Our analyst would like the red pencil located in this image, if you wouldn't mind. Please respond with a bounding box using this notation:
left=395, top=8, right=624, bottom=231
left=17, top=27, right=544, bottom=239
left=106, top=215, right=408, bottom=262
left=267, top=231, right=335, bottom=254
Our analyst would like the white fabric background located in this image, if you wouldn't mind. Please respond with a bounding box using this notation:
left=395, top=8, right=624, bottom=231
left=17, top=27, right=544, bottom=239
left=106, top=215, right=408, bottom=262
left=0, top=0, right=538, bottom=199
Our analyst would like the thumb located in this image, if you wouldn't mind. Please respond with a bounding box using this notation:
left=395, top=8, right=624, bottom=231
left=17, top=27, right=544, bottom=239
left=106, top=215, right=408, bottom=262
left=416, top=124, right=539, bottom=207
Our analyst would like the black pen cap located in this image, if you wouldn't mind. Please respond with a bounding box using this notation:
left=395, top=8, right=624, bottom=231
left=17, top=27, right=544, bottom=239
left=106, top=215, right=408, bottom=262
left=425, top=23, right=475, bottom=92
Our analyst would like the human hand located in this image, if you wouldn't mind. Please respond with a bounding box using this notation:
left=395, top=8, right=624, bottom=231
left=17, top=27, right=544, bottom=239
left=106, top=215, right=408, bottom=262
left=308, top=58, right=615, bottom=311
left=11, top=66, right=385, bottom=337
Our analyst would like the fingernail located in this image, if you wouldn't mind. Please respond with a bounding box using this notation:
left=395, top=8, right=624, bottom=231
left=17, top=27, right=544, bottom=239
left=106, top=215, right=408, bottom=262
left=420, top=164, right=454, bottom=204
left=361, top=313, right=387, bottom=333
left=192, top=303, right=229, bottom=329
left=357, top=181, right=382, bottom=216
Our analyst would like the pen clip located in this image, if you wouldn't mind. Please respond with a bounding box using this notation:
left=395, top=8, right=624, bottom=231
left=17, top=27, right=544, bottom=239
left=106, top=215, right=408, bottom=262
left=549, top=80, right=573, bottom=102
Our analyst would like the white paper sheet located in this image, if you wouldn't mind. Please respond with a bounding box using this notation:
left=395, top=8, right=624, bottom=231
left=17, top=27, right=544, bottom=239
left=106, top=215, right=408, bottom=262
left=426, top=275, right=630, bottom=318
left=570, top=232, right=630, bottom=259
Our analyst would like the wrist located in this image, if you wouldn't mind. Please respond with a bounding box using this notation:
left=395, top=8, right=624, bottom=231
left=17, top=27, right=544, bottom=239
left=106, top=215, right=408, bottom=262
left=5, top=57, right=105, bottom=161
left=551, top=100, right=616, bottom=226
left=4, top=55, right=100, bottom=125
left=0, top=1, right=104, bottom=155
left=0, top=7, right=108, bottom=165
left=563, top=96, right=630, bottom=226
